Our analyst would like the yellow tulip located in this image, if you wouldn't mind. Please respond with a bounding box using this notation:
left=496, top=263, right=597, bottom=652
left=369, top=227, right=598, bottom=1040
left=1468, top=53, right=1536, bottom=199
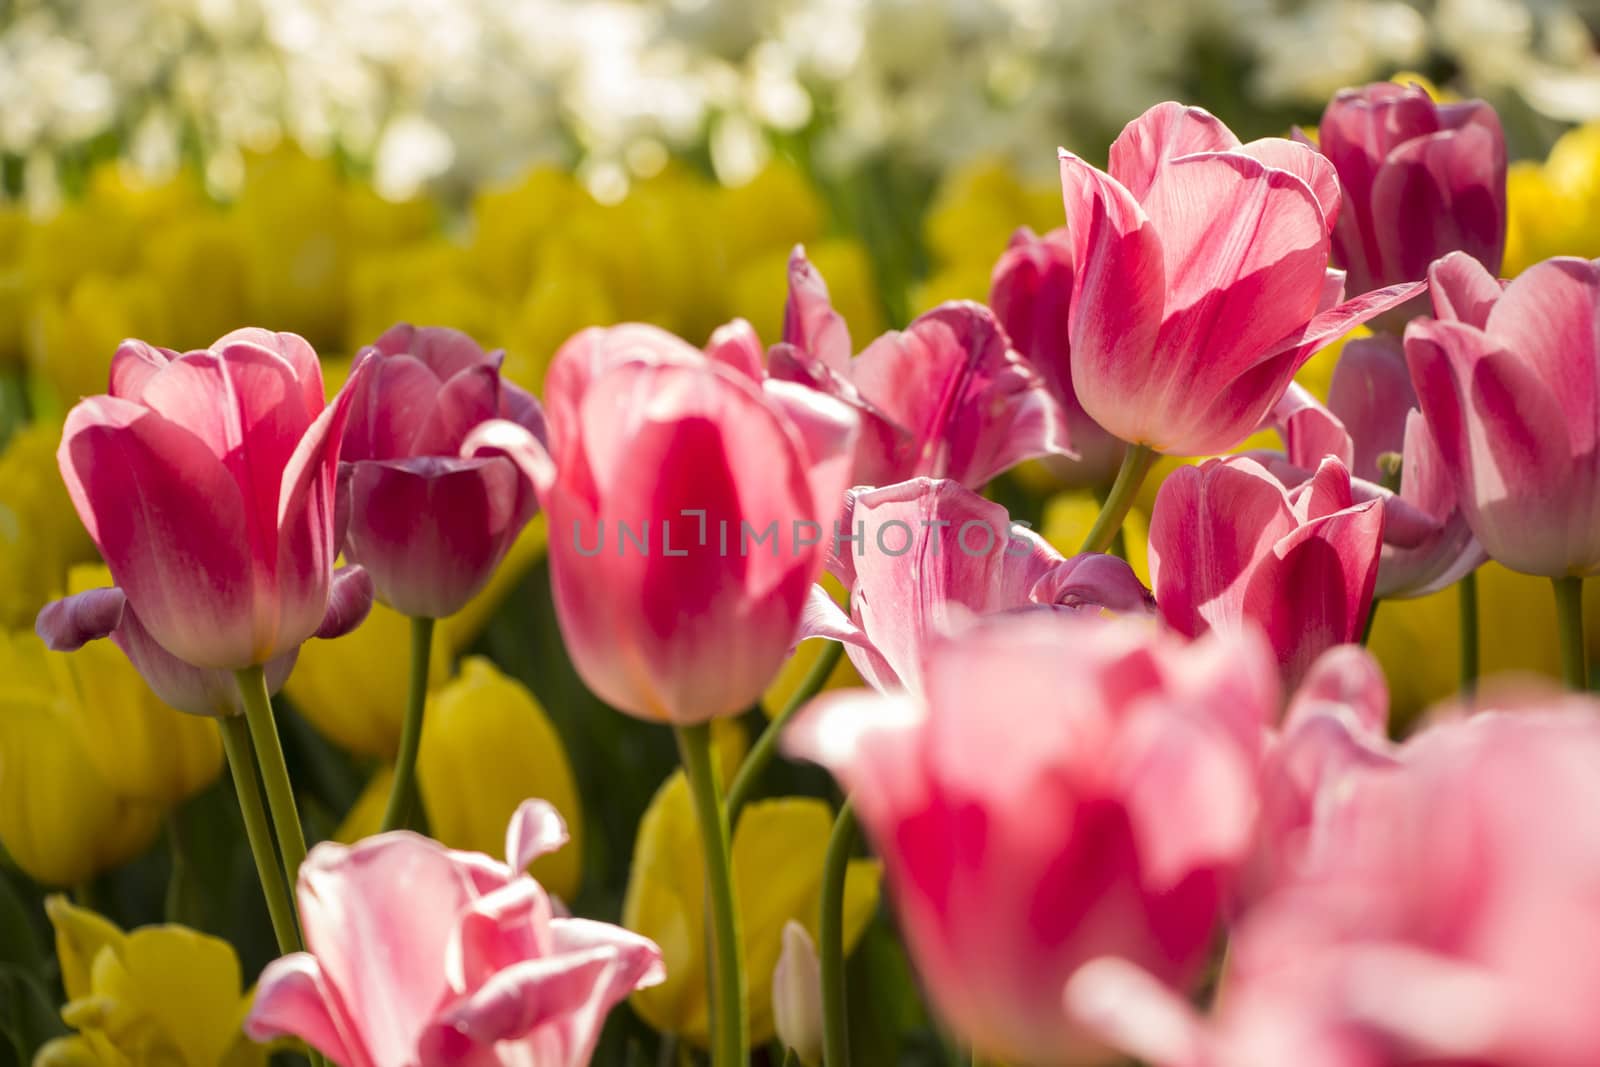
left=469, top=167, right=586, bottom=301
left=1504, top=122, right=1600, bottom=275
left=141, top=214, right=251, bottom=353
left=417, top=657, right=584, bottom=900
left=39, top=896, right=265, bottom=1067
left=625, top=740, right=882, bottom=1047
left=716, top=161, right=826, bottom=269
left=0, top=206, right=25, bottom=367
left=504, top=237, right=619, bottom=392
left=282, top=600, right=452, bottom=759
left=26, top=274, right=171, bottom=411
left=0, top=421, right=99, bottom=629
left=344, top=239, right=505, bottom=356
left=922, top=159, right=1061, bottom=273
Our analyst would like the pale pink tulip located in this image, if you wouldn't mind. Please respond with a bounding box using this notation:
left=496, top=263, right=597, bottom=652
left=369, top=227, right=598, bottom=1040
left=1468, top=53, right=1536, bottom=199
left=1405, top=251, right=1600, bottom=577
left=989, top=227, right=1126, bottom=487
left=57, top=329, right=370, bottom=669
left=785, top=613, right=1278, bottom=1066
left=1071, top=703, right=1600, bottom=1067
left=1148, top=455, right=1384, bottom=685
left=1316, top=81, right=1505, bottom=316
left=466, top=323, right=859, bottom=724
left=340, top=324, right=547, bottom=619
left=799, top=477, right=1152, bottom=692
left=35, top=567, right=370, bottom=716
left=1058, top=101, right=1423, bottom=455
left=246, top=799, right=664, bottom=1067
left=768, top=246, right=1070, bottom=486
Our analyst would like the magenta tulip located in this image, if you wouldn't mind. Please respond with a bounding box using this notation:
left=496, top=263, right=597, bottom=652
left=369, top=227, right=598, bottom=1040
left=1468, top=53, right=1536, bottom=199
left=1317, top=81, right=1506, bottom=310
left=1058, top=101, right=1424, bottom=456
left=800, top=477, right=1152, bottom=692
left=1148, top=455, right=1384, bottom=685
left=57, top=329, right=370, bottom=669
left=1074, top=704, right=1600, bottom=1067
left=36, top=567, right=370, bottom=716
left=466, top=323, right=858, bottom=724
left=989, top=227, right=1127, bottom=488
left=786, top=613, right=1278, bottom=1066
left=1405, top=251, right=1600, bottom=577
left=339, top=324, right=546, bottom=619
left=768, top=246, right=1070, bottom=486
left=246, top=799, right=664, bottom=1066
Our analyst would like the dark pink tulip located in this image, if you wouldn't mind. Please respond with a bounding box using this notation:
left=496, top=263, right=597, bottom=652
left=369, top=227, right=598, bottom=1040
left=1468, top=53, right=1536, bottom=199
left=768, top=246, right=1071, bottom=487
left=1058, top=102, right=1424, bottom=456
left=786, top=613, right=1278, bottom=1066
left=246, top=799, right=664, bottom=1067
left=800, top=477, right=1152, bottom=692
left=57, top=329, right=370, bottom=669
left=1317, top=81, right=1506, bottom=313
left=340, top=324, right=546, bottom=619
left=989, top=227, right=1127, bottom=488
left=466, top=323, right=859, bottom=725
left=1148, top=455, right=1384, bottom=686
left=1265, top=344, right=1485, bottom=598
left=34, top=567, right=370, bottom=716
left=1406, top=252, right=1600, bottom=577
left=1073, top=704, right=1600, bottom=1067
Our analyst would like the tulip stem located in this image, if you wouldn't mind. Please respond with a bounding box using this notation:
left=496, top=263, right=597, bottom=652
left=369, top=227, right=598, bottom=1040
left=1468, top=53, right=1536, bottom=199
left=383, top=615, right=437, bottom=832
left=1553, top=576, right=1588, bottom=691
left=675, top=722, right=748, bottom=1067
left=217, top=716, right=301, bottom=955
left=728, top=639, right=845, bottom=819
left=820, top=799, right=857, bottom=1067
left=1079, top=444, right=1156, bottom=555
left=235, top=666, right=311, bottom=886
left=1459, top=571, right=1480, bottom=696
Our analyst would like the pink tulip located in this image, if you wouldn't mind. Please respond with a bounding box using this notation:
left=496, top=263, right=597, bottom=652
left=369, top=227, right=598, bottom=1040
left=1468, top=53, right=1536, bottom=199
left=1405, top=251, right=1600, bottom=577
left=1058, top=101, right=1424, bottom=456
left=1257, top=347, right=1484, bottom=598
left=785, top=613, right=1278, bottom=1066
left=35, top=567, right=370, bottom=716
left=1147, top=455, right=1384, bottom=685
left=246, top=799, right=664, bottom=1067
left=465, top=323, right=859, bottom=724
left=57, top=329, right=370, bottom=669
left=1316, top=81, right=1506, bottom=313
left=800, top=477, right=1153, bottom=692
left=989, top=227, right=1127, bottom=488
left=1071, top=703, right=1600, bottom=1067
left=339, top=324, right=547, bottom=619
left=768, top=246, right=1070, bottom=487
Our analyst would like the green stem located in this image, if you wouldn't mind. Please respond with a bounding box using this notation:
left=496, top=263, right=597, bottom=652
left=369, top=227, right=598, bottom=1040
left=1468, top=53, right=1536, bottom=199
left=218, top=716, right=300, bottom=954
left=382, top=616, right=437, bottom=832
left=820, top=800, right=857, bottom=1067
left=163, top=811, right=191, bottom=925
left=1078, top=445, right=1156, bottom=555
left=675, top=723, right=747, bottom=1067
left=1361, top=598, right=1381, bottom=646
left=234, top=667, right=310, bottom=886
left=655, top=1034, right=679, bottom=1067
left=1459, top=570, right=1480, bottom=696
left=727, top=640, right=845, bottom=819
left=1553, top=576, right=1588, bottom=691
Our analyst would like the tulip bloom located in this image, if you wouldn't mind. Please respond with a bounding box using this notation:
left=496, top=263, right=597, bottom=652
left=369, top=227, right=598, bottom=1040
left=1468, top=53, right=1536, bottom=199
left=769, top=246, right=1069, bottom=487
left=57, top=328, right=369, bottom=669
left=1148, top=455, right=1384, bottom=686
left=468, top=323, right=859, bottom=725
left=247, top=800, right=663, bottom=1067
left=786, top=614, right=1277, bottom=1066
left=1405, top=252, right=1600, bottom=577
left=989, top=226, right=1126, bottom=487
left=340, top=324, right=546, bottom=619
left=1058, top=101, right=1423, bottom=456
left=1317, top=81, right=1506, bottom=304
left=801, top=477, right=1153, bottom=693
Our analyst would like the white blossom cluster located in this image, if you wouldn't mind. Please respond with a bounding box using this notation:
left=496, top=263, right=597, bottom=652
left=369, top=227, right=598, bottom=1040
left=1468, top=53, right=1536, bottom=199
left=2, top=0, right=1596, bottom=201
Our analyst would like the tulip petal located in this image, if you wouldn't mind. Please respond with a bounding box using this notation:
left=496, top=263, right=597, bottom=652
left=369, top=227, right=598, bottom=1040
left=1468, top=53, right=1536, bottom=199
left=1258, top=498, right=1384, bottom=684
left=1065, top=957, right=1211, bottom=1067
left=784, top=246, right=853, bottom=373
left=762, top=380, right=860, bottom=526
left=1484, top=256, right=1600, bottom=457
left=1325, top=334, right=1413, bottom=482
left=247, top=954, right=369, bottom=1067
left=1257, top=279, right=1429, bottom=371
left=705, top=318, right=766, bottom=381
left=1270, top=383, right=1354, bottom=472
left=1107, top=101, right=1239, bottom=201
left=410, top=364, right=502, bottom=458
left=213, top=328, right=325, bottom=422
left=57, top=397, right=256, bottom=667
left=342, top=353, right=443, bottom=462
left=315, top=565, right=374, bottom=639
left=1236, top=138, right=1342, bottom=231
left=1029, top=553, right=1156, bottom=616
left=108, top=339, right=177, bottom=400
left=1370, top=122, right=1506, bottom=286
left=1285, top=644, right=1389, bottom=735
left=462, top=418, right=557, bottom=503
left=506, top=799, right=570, bottom=873
left=1427, top=250, right=1504, bottom=328
left=35, top=587, right=126, bottom=651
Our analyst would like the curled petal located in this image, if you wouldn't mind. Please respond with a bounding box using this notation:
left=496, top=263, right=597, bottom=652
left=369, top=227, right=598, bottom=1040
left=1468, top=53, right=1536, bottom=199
left=36, top=588, right=126, bottom=651
left=506, top=799, right=570, bottom=873
left=705, top=319, right=766, bottom=381
left=315, top=566, right=374, bottom=640
left=246, top=954, right=367, bottom=1067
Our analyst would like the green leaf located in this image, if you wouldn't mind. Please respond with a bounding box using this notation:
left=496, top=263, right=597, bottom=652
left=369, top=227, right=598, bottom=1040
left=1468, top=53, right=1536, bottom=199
left=0, top=963, right=66, bottom=1065
left=0, top=866, right=43, bottom=974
